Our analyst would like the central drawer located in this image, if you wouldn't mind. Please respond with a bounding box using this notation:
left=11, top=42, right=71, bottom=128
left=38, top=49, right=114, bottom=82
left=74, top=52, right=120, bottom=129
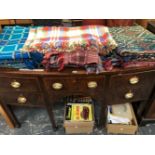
left=43, top=75, right=105, bottom=96
left=107, top=71, right=155, bottom=104
left=0, top=76, right=41, bottom=92
left=0, top=92, right=45, bottom=107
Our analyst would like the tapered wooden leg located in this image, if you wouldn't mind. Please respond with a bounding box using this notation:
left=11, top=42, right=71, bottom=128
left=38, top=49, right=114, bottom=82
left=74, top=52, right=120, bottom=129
left=0, top=104, right=20, bottom=128
left=0, top=105, right=15, bottom=128
left=98, top=105, right=107, bottom=128
left=46, top=104, right=58, bottom=131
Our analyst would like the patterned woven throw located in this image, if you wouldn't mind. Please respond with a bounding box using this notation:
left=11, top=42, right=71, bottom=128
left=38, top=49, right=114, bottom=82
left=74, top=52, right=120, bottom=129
left=109, top=26, right=155, bottom=61
left=0, top=26, right=31, bottom=60
left=42, top=49, right=102, bottom=72
left=123, top=61, right=155, bottom=68
left=21, top=25, right=117, bottom=55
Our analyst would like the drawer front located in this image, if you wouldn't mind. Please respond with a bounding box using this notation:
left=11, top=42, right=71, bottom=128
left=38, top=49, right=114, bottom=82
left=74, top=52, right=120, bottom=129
left=0, top=76, right=41, bottom=92
left=107, top=124, right=137, bottom=134
left=107, top=71, right=155, bottom=104
left=0, top=92, right=45, bottom=106
left=43, top=75, right=105, bottom=96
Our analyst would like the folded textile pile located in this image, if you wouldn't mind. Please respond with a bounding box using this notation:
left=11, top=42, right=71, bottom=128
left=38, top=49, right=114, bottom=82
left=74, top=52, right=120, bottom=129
left=42, top=48, right=103, bottom=73
left=0, top=26, right=41, bottom=69
left=21, top=25, right=117, bottom=73
left=100, top=50, right=123, bottom=71
left=109, top=26, right=155, bottom=68
left=22, top=25, right=117, bottom=55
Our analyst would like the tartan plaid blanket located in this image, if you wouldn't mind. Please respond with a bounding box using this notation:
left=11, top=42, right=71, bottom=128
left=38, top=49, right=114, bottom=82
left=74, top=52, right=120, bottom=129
left=22, top=25, right=117, bottom=55
left=42, top=49, right=103, bottom=73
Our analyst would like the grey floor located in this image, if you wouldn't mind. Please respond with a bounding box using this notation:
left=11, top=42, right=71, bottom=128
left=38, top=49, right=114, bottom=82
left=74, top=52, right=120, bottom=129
left=0, top=104, right=155, bottom=135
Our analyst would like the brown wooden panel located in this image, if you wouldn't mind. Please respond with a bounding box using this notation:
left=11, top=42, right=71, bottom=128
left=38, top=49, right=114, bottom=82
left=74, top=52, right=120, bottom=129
left=106, top=19, right=135, bottom=27
left=107, top=71, right=155, bottom=104
left=136, top=19, right=155, bottom=28
left=144, top=91, right=155, bottom=119
left=0, top=19, right=15, bottom=25
left=15, top=19, right=33, bottom=24
left=0, top=92, right=45, bottom=106
left=145, top=101, right=155, bottom=118
left=0, top=76, right=41, bottom=92
left=43, top=75, right=105, bottom=97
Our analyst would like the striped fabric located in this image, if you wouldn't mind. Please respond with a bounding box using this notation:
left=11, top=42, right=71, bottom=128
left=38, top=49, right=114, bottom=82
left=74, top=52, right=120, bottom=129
left=22, top=25, right=117, bottom=55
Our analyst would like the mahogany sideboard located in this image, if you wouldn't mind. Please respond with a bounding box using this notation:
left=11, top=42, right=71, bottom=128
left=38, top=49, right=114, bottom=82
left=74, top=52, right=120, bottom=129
left=140, top=87, right=155, bottom=125
left=0, top=66, right=155, bottom=130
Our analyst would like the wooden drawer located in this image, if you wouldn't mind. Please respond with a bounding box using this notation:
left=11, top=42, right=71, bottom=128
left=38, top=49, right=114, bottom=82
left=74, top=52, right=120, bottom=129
left=107, top=71, right=155, bottom=104
left=0, top=92, right=45, bottom=106
left=106, top=103, right=138, bottom=134
left=0, top=76, right=41, bottom=92
left=43, top=75, right=105, bottom=95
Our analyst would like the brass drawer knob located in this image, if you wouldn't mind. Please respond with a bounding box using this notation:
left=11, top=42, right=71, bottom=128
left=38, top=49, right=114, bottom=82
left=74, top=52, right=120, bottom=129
left=87, top=81, right=98, bottom=89
left=125, top=91, right=134, bottom=99
left=129, top=76, right=139, bottom=85
left=17, top=96, right=27, bottom=104
left=11, top=81, right=21, bottom=88
left=52, top=83, right=63, bottom=90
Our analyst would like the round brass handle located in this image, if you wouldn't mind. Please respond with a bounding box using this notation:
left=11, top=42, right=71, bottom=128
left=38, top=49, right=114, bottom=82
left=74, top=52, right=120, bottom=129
left=129, top=76, right=139, bottom=85
left=52, top=83, right=63, bottom=90
left=125, top=91, right=134, bottom=99
left=11, top=81, right=21, bottom=89
left=17, top=96, right=27, bottom=104
left=87, top=81, right=98, bottom=89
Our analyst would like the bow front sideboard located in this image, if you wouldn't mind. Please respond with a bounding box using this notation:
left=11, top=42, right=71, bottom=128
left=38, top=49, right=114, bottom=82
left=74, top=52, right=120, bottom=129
left=0, top=66, right=155, bottom=130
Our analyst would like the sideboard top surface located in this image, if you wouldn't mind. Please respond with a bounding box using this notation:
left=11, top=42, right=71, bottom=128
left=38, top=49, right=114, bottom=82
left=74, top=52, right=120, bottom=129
left=0, top=66, right=155, bottom=77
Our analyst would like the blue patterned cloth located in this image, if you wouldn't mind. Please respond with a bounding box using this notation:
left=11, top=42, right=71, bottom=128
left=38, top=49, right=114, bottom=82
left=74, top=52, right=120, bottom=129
left=0, top=26, right=31, bottom=60
left=0, top=26, right=42, bottom=69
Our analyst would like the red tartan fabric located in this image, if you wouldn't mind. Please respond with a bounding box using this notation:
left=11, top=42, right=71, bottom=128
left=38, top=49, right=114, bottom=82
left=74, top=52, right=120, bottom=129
left=42, top=49, right=100, bottom=71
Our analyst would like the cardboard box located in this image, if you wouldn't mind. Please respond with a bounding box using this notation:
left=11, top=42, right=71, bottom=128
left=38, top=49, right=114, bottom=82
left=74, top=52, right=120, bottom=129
left=106, top=103, right=138, bottom=135
left=64, top=103, right=95, bottom=134
left=64, top=121, right=94, bottom=134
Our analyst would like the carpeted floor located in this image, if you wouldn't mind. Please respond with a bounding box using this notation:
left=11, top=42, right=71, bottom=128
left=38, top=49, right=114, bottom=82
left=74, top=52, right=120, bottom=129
left=0, top=104, right=155, bottom=135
